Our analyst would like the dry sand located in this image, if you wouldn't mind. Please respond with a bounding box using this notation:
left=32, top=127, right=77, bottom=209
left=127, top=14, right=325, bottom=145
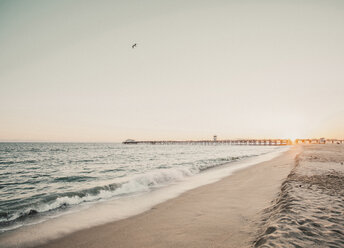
left=34, top=146, right=301, bottom=248
left=254, top=144, right=344, bottom=248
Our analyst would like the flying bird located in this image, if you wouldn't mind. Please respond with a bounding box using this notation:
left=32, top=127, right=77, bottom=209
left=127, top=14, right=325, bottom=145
left=132, top=43, right=137, bottom=49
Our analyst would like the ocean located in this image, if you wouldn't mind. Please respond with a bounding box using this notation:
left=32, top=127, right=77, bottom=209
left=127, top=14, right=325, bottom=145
left=0, top=142, right=286, bottom=235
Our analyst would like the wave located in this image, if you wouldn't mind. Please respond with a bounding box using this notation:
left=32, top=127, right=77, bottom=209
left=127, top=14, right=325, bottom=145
left=0, top=159, right=37, bottom=165
left=0, top=154, right=253, bottom=230
left=0, top=161, right=15, bottom=165
left=53, top=176, right=96, bottom=182
left=49, top=148, right=67, bottom=152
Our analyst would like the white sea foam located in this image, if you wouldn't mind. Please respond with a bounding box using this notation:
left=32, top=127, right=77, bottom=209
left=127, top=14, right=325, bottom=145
left=0, top=157, right=243, bottom=226
left=1, top=167, right=209, bottom=226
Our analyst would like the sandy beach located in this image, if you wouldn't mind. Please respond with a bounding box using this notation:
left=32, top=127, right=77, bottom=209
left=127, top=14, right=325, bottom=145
left=26, top=146, right=299, bottom=248
left=254, top=144, right=344, bottom=247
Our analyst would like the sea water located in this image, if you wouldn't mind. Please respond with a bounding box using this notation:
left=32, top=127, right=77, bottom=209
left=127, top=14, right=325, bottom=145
left=0, top=142, right=286, bottom=235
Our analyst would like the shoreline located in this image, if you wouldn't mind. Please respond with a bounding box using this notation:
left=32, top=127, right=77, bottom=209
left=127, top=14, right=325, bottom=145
left=0, top=146, right=299, bottom=248
left=0, top=147, right=288, bottom=248
left=30, top=146, right=299, bottom=248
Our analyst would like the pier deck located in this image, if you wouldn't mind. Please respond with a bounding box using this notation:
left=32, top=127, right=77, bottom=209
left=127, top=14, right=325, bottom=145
left=123, top=139, right=292, bottom=146
left=123, top=139, right=344, bottom=145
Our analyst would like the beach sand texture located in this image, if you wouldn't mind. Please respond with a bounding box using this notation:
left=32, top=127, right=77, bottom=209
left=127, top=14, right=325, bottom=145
left=33, top=147, right=300, bottom=248
left=254, top=144, right=344, bottom=248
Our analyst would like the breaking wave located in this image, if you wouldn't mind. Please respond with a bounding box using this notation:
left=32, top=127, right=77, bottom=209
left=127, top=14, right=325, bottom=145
left=0, top=155, right=245, bottom=230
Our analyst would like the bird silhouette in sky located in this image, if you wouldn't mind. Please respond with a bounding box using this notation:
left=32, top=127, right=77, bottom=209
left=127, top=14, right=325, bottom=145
left=132, top=43, right=137, bottom=49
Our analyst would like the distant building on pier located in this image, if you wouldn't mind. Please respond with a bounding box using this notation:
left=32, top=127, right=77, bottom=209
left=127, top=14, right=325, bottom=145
left=122, top=139, right=138, bottom=144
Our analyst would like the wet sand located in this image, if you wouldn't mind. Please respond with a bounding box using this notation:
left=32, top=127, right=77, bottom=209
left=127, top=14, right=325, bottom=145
left=254, top=144, right=344, bottom=248
left=30, top=146, right=300, bottom=248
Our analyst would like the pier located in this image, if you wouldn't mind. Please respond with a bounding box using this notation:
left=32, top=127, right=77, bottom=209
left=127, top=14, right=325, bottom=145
left=123, top=139, right=293, bottom=146
left=295, top=138, right=344, bottom=144
left=123, top=138, right=344, bottom=145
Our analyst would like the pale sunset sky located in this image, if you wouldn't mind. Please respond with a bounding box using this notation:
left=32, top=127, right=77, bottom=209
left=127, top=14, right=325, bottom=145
left=0, top=0, right=343, bottom=142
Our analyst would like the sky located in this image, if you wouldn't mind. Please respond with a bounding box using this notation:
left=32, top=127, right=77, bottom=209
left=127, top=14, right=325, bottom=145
left=0, top=0, right=343, bottom=142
